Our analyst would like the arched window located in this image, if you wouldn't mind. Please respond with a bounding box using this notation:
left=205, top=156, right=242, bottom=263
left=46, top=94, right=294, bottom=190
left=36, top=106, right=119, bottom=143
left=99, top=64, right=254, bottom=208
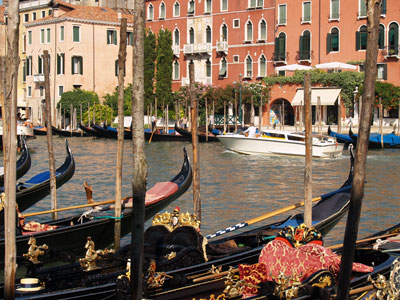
left=174, top=28, right=180, bottom=46
left=173, top=60, right=180, bottom=80
left=221, top=23, right=228, bottom=41
left=327, top=28, right=339, bottom=52
left=388, top=23, right=399, bottom=55
left=378, top=24, right=385, bottom=49
left=246, top=21, right=253, bottom=42
left=148, top=4, right=154, bottom=20
left=356, top=25, right=368, bottom=50
left=245, top=56, right=253, bottom=77
left=188, top=0, right=195, bottom=15
left=189, top=27, right=194, bottom=44
left=205, top=0, right=212, bottom=13
left=259, top=55, right=266, bottom=77
left=219, top=57, right=227, bottom=78
left=274, top=32, right=286, bottom=61
left=206, top=26, right=212, bottom=44
left=206, top=59, right=211, bottom=77
left=174, top=1, right=180, bottom=17
left=159, top=2, right=166, bottom=19
left=299, top=30, right=311, bottom=60
left=259, top=19, right=267, bottom=41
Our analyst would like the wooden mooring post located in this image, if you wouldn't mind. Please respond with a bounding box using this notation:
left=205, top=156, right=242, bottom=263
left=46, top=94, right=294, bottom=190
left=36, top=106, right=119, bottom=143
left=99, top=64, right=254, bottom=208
left=303, top=72, right=312, bottom=228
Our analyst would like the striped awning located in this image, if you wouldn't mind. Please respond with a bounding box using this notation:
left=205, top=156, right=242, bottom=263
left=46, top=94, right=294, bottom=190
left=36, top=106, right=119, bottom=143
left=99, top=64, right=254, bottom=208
left=291, top=88, right=341, bottom=106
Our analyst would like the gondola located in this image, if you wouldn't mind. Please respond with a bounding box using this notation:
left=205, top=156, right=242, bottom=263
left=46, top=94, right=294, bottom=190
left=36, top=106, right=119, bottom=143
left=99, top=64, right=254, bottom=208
left=78, top=123, right=107, bottom=138
left=33, top=126, right=48, bottom=136
left=51, top=126, right=90, bottom=137
left=0, top=147, right=191, bottom=270
left=0, top=136, right=31, bottom=186
left=175, top=124, right=220, bottom=142
left=328, top=125, right=354, bottom=145
left=349, top=127, right=400, bottom=149
left=145, top=129, right=189, bottom=142
left=3, top=139, right=75, bottom=212
left=9, top=148, right=354, bottom=299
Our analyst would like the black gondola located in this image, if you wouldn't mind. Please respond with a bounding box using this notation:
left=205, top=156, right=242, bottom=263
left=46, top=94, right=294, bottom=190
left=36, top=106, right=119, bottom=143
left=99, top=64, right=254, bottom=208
left=9, top=148, right=354, bottom=300
left=78, top=123, right=107, bottom=138
left=33, top=126, right=48, bottom=136
left=51, top=126, right=90, bottom=137
left=0, top=147, right=191, bottom=269
left=2, top=140, right=75, bottom=212
left=175, top=124, right=220, bottom=142
left=0, top=137, right=31, bottom=186
left=144, top=130, right=189, bottom=142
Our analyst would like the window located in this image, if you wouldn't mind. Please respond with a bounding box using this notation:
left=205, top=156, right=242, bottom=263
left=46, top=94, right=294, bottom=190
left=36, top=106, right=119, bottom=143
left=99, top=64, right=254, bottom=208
left=58, top=86, right=64, bottom=97
left=32, top=12, right=37, bottom=21
left=302, top=1, right=311, bottom=23
left=205, top=0, right=212, bottom=13
left=219, top=57, right=227, bottom=77
left=206, top=26, right=212, bottom=43
left=174, top=29, right=180, bottom=46
left=330, top=0, right=339, bottom=19
left=24, top=14, right=29, bottom=23
left=299, top=30, right=311, bottom=60
left=233, top=55, right=239, bottom=62
left=356, top=25, right=367, bottom=50
left=46, top=28, right=51, bottom=43
left=57, top=53, right=65, bottom=75
left=48, top=10, right=51, bottom=16
left=23, top=61, right=26, bottom=82
left=245, top=21, right=253, bottom=42
left=327, top=27, right=339, bottom=52
left=148, top=4, right=154, bottom=20
left=174, top=1, right=180, bottom=17
left=359, top=0, right=366, bottom=18
left=259, top=55, right=266, bottom=77
left=39, top=86, right=44, bottom=97
left=233, top=19, right=240, bottom=28
left=28, top=31, right=32, bottom=45
left=73, top=85, right=82, bottom=89
left=127, top=32, right=133, bottom=46
left=71, top=56, right=83, bottom=75
left=278, top=4, right=287, bottom=25
left=159, top=2, right=166, bottom=19
left=188, top=0, right=195, bottom=15
left=60, top=26, right=64, bottom=42
left=257, top=0, right=263, bottom=7
left=41, top=11, right=45, bottom=18
left=245, top=56, right=253, bottom=77
left=388, top=23, right=399, bottom=56
left=381, top=0, right=386, bottom=15
left=377, top=64, right=387, bottom=80
left=221, top=0, right=228, bottom=11
left=259, top=19, right=267, bottom=41
left=274, top=32, right=286, bottom=61
left=378, top=24, right=385, bottom=50
left=40, top=29, right=45, bottom=43
left=189, top=27, right=194, bottom=44
left=249, top=0, right=256, bottom=8
left=115, top=60, right=126, bottom=76
left=221, top=24, right=228, bottom=41
left=27, top=86, right=32, bottom=97
left=173, top=60, right=180, bottom=80
left=107, top=29, right=117, bottom=45
left=73, top=25, right=80, bottom=42
left=26, top=56, right=32, bottom=76
left=38, top=55, right=43, bottom=74
left=206, top=60, right=211, bottom=77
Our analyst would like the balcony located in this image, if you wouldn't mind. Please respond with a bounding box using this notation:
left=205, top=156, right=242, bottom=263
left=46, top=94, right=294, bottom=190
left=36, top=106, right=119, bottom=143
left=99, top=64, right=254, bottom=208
left=172, top=45, right=180, bottom=57
left=297, top=50, right=312, bottom=62
left=273, top=52, right=287, bottom=64
left=20, top=0, right=49, bottom=9
left=383, top=45, right=399, bottom=59
left=183, top=43, right=212, bottom=55
left=33, top=74, right=44, bottom=83
left=216, top=41, right=228, bottom=54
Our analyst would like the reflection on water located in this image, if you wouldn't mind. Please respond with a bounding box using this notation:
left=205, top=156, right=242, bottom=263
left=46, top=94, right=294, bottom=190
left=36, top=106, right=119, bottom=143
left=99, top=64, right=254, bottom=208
left=14, top=136, right=400, bottom=247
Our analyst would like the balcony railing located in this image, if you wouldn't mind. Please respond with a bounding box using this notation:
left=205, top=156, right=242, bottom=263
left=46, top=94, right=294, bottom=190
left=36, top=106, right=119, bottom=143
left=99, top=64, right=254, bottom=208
left=384, top=45, right=399, bottom=57
left=20, top=0, right=49, bottom=9
left=216, top=41, right=228, bottom=53
left=172, top=45, right=180, bottom=56
left=183, top=43, right=212, bottom=55
left=33, top=74, right=44, bottom=83
left=273, top=52, right=287, bottom=63
left=297, top=50, right=312, bottom=61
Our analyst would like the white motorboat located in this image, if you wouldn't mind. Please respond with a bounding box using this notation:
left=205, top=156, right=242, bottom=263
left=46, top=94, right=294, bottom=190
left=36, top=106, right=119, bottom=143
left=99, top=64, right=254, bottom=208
left=0, top=120, right=34, bottom=137
left=217, top=129, right=344, bottom=158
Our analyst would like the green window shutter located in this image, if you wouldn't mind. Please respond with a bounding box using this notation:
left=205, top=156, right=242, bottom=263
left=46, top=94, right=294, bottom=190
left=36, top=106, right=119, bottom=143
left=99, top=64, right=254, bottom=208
left=38, top=56, right=42, bottom=74
left=381, top=0, right=386, bottom=14
left=274, top=37, right=279, bottom=60
left=304, top=2, right=310, bottom=21
left=383, top=64, right=387, bottom=80
left=378, top=27, right=384, bottom=49
left=332, top=0, right=339, bottom=18
left=60, top=26, right=64, bottom=41
left=71, top=57, right=74, bottom=74
left=23, top=63, right=26, bottom=82
left=73, top=26, right=79, bottom=42
left=57, top=54, right=60, bottom=74
left=113, top=30, right=117, bottom=45
left=360, top=0, right=367, bottom=16
left=62, top=54, right=65, bottom=74
left=327, top=33, right=332, bottom=53
left=356, top=31, right=360, bottom=50
left=394, top=28, right=399, bottom=55
left=115, top=60, right=118, bottom=76
left=80, top=57, right=83, bottom=74
left=299, top=35, right=304, bottom=59
left=279, top=5, right=286, bottom=24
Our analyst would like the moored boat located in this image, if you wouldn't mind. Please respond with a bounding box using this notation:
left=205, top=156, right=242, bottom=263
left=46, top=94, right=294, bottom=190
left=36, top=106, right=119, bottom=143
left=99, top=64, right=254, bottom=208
left=51, top=126, right=90, bottom=137
left=328, top=125, right=354, bottom=145
left=349, top=127, right=400, bottom=149
left=175, top=124, right=220, bottom=142
left=217, top=129, right=344, bottom=158
left=78, top=123, right=107, bottom=138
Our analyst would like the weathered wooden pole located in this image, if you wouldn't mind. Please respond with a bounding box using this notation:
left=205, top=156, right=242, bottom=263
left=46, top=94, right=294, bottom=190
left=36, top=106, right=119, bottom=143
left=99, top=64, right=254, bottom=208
left=93, top=103, right=96, bottom=125
left=166, top=105, right=169, bottom=133
left=223, top=100, right=227, bottom=132
left=258, top=96, right=263, bottom=132
left=379, top=99, right=384, bottom=149
left=234, top=86, right=238, bottom=132
left=114, top=18, right=127, bottom=251
left=87, top=102, right=91, bottom=126
left=318, top=96, right=322, bottom=134
left=282, top=101, right=285, bottom=130
left=336, top=1, right=381, bottom=298
left=337, top=94, right=342, bottom=133
left=303, top=72, right=312, bottom=228
left=250, top=95, right=254, bottom=125
left=189, top=61, right=201, bottom=222
left=130, top=0, right=148, bottom=298
left=2, top=25, right=19, bottom=294
left=43, top=51, right=58, bottom=221
left=70, top=104, right=73, bottom=133
left=80, top=105, right=83, bottom=135
left=63, top=107, right=66, bottom=129
left=205, top=98, right=208, bottom=142
left=212, top=100, right=215, bottom=129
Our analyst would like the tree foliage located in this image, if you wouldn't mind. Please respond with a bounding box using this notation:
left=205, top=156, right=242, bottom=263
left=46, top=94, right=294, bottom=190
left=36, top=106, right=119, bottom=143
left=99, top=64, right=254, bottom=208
left=58, top=89, right=99, bottom=117
left=82, top=104, right=114, bottom=125
left=155, top=29, right=174, bottom=108
left=357, top=81, right=400, bottom=109
left=144, top=30, right=156, bottom=109
left=104, top=84, right=132, bottom=116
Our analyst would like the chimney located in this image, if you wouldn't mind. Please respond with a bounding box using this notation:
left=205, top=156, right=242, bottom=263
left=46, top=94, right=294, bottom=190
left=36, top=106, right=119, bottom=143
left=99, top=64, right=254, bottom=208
left=53, top=8, right=59, bottom=18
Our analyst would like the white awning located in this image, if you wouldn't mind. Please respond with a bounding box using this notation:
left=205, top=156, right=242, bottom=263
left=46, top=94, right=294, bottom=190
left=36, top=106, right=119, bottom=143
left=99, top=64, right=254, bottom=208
left=291, top=88, right=341, bottom=106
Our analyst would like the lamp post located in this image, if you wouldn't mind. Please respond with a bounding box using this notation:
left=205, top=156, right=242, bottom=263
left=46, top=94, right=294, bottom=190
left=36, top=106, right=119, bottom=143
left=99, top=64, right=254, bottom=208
left=233, top=81, right=238, bottom=132
left=239, top=73, right=243, bottom=126
left=354, top=86, right=359, bottom=125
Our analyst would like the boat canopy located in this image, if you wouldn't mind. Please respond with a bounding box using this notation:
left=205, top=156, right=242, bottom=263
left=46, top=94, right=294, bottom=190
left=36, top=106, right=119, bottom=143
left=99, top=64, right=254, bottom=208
left=291, top=88, right=341, bottom=106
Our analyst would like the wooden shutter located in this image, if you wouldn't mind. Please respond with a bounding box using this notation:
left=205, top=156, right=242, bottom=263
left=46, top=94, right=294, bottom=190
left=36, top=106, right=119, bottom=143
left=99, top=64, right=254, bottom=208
left=327, top=33, right=332, bottom=53
left=79, top=57, right=83, bottom=75
left=274, top=37, right=279, bottom=60
left=113, top=30, right=117, bottom=45
left=57, top=54, right=60, bottom=74
left=381, top=0, right=386, bottom=15
left=299, top=35, right=304, bottom=59
left=383, top=64, right=387, bottom=80
left=71, top=56, right=74, bottom=74
left=356, top=31, right=360, bottom=50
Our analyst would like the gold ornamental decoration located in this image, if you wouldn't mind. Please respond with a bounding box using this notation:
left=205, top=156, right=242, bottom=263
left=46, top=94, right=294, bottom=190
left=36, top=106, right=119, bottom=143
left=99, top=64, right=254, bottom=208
left=146, top=260, right=173, bottom=289
left=23, top=236, right=48, bottom=264
left=79, top=237, right=115, bottom=271
left=277, top=223, right=322, bottom=248
left=272, top=272, right=302, bottom=300
left=152, top=207, right=200, bottom=232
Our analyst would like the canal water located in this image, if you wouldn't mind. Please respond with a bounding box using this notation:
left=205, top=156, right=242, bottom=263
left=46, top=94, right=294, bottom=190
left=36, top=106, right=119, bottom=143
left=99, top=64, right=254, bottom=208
left=19, top=135, right=400, bottom=248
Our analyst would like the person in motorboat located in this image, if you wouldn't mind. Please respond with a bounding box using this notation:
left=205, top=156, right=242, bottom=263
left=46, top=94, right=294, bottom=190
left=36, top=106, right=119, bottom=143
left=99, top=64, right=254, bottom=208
left=243, top=124, right=257, bottom=137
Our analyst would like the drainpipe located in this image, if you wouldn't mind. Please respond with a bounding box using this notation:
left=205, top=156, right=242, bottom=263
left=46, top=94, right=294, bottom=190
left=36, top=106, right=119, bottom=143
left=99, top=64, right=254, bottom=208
left=53, top=21, right=57, bottom=126
left=318, top=0, right=321, bottom=64
left=93, top=23, right=95, bottom=93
